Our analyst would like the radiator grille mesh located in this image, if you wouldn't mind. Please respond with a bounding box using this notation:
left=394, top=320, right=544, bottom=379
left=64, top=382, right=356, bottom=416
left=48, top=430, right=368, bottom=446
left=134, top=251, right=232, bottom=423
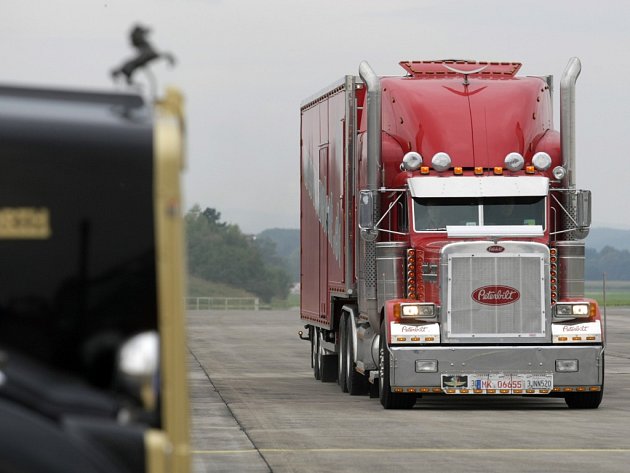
left=447, top=255, right=545, bottom=338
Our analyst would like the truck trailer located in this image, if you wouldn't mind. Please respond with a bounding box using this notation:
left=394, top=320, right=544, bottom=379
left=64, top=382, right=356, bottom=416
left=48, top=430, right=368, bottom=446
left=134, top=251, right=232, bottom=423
left=299, top=58, right=603, bottom=409
left=0, top=84, right=190, bottom=471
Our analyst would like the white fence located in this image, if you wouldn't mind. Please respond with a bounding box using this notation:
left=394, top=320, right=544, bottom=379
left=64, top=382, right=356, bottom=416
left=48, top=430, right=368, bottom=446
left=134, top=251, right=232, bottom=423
left=186, top=297, right=261, bottom=311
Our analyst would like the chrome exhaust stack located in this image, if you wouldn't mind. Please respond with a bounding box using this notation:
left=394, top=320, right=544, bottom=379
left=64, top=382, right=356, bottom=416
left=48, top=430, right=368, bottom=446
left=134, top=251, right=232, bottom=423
left=560, top=57, right=581, bottom=190
left=558, top=58, right=588, bottom=295
left=359, top=61, right=382, bottom=198
left=358, top=61, right=382, bottom=331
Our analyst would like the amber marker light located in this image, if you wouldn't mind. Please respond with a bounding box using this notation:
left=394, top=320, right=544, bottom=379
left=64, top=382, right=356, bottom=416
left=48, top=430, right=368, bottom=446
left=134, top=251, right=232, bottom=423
left=454, top=167, right=463, bottom=175
left=525, top=165, right=536, bottom=174
left=474, top=167, right=484, bottom=175
left=420, top=166, right=430, bottom=174
left=494, top=167, right=503, bottom=175
left=393, top=303, right=401, bottom=320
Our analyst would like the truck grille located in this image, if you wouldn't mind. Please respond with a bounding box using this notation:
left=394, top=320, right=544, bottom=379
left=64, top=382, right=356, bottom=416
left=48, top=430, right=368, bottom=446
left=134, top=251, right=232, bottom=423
left=446, top=253, right=546, bottom=340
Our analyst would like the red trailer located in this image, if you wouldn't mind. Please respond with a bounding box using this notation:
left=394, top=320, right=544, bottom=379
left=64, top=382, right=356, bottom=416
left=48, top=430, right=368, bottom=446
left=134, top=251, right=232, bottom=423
left=300, top=59, right=604, bottom=409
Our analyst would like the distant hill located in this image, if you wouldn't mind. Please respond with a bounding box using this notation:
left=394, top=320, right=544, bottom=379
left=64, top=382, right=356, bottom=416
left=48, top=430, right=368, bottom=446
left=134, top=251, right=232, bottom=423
left=256, top=227, right=630, bottom=282
left=587, top=227, right=630, bottom=251
left=257, top=228, right=300, bottom=282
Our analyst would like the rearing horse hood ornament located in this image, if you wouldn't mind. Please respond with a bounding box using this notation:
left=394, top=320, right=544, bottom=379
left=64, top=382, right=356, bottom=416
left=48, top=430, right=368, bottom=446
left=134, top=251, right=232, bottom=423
left=112, top=25, right=175, bottom=86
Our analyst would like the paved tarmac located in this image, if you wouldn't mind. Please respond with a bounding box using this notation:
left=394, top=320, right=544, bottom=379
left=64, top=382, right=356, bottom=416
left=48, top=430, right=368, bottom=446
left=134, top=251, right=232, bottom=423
left=188, top=308, right=630, bottom=473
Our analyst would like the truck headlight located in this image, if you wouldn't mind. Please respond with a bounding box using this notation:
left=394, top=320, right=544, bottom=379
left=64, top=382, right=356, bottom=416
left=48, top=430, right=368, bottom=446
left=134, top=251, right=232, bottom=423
left=399, top=303, right=437, bottom=319
left=118, top=331, right=159, bottom=411
left=554, top=303, right=591, bottom=319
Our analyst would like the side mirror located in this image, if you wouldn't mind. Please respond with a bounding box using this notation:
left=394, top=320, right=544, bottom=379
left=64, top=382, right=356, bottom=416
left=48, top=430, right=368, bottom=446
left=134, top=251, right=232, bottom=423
left=575, top=190, right=591, bottom=229
left=358, top=190, right=378, bottom=241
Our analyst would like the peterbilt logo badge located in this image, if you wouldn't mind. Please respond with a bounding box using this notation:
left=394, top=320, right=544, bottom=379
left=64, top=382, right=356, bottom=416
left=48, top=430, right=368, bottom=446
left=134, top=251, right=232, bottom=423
left=487, top=245, right=505, bottom=253
left=472, top=285, right=520, bottom=305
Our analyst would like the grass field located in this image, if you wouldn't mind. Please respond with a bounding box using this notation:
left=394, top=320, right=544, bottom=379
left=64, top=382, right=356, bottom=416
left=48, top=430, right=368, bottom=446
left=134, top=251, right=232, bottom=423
left=585, top=280, right=630, bottom=306
left=187, top=276, right=300, bottom=310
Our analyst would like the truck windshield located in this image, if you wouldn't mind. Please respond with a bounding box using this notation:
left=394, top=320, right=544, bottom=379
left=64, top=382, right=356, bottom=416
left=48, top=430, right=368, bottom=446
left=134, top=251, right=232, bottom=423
left=413, top=196, right=545, bottom=231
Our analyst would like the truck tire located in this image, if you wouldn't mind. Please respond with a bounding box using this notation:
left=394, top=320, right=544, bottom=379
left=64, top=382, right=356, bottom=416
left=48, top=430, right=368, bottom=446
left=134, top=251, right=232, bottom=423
left=379, top=323, right=416, bottom=409
left=565, top=355, right=604, bottom=409
left=346, top=317, right=368, bottom=395
left=312, top=327, right=321, bottom=380
left=317, top=329, right=338, bottom=383
left=564, top=390, right=603, bottom=409
left=338, top=314, right=349, bottom=392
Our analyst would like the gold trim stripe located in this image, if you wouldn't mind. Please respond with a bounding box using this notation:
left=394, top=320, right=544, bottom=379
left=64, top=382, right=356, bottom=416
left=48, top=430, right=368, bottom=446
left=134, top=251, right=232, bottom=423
left=192, top=447, right=630, bottom=455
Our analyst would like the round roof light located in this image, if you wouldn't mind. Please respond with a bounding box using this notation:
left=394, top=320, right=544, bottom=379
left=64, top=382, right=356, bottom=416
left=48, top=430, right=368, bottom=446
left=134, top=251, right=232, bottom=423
left=431, top=152, right=452, bottom=172
left=552, top=165, right=566, bottom=180
left=532, top=151, right=552, bottom=171
left=504, top=152, right=524, bottom=171
left=401, top=151, right=423, bottom=171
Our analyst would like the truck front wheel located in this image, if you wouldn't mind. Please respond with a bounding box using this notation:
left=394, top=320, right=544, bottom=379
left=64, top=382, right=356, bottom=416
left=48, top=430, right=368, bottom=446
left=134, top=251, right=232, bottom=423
left=379, top=323, right=416, bottom=409
left=564, top=390, right=603, bottom=409
left=565, top=354, right=604, bottom=409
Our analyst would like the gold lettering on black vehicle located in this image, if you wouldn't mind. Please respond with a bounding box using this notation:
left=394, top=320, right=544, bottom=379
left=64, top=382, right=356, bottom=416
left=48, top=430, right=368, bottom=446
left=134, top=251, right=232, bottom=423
left=0, top=207, right=51, bottom=239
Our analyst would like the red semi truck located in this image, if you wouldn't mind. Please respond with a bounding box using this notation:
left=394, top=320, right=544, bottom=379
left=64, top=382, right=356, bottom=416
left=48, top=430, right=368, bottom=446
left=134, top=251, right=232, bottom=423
left=299, top=58, right=604, bottom=409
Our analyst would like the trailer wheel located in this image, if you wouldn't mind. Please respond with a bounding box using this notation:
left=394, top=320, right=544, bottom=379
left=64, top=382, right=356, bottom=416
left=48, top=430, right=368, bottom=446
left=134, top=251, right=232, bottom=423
left=346, top=317, right=368, bottom=395
left=338, top=314, right=349, bottom=392
left=316, top=328, right=338, bottom=382
left=379, top=323, right=416, bottom=409
left=312, top=327, right=321, bottom=380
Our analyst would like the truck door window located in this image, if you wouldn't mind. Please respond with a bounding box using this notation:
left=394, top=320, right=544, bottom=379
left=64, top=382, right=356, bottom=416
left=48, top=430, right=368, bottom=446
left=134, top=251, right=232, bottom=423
left=482, top=196, right=545, bottom=226
left=413, top=198, right=479, bottom=231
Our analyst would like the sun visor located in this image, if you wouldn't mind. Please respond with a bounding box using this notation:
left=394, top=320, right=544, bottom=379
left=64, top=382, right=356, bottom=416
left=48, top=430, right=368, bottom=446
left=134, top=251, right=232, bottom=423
left=408, top=176, right=549, bottom=198
left=446, top=225, right=544, bottom=238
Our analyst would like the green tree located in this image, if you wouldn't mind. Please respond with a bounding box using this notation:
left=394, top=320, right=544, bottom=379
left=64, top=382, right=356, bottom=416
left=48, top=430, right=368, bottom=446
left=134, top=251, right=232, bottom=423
left=185, top=205, right=291, bottom=302
left=586, top=246, right=630, bottom=280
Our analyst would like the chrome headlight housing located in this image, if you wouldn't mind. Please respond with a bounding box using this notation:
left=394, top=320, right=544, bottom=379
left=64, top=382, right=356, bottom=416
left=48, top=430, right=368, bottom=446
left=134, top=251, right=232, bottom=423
left=399, top=302, right=437, bottom=320
left=118, top=331, right=159, bottom=410
left=554, top=302, right=591, bottom=319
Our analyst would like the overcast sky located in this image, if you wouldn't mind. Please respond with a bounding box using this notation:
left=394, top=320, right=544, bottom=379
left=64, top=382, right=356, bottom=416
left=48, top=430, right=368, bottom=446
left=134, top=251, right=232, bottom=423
left=1, top=0, right=628, bottom=232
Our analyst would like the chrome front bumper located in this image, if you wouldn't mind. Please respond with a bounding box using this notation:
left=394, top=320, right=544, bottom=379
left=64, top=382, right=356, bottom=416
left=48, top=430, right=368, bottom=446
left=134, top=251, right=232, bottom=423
left=389, top=345, right=604, bottom=393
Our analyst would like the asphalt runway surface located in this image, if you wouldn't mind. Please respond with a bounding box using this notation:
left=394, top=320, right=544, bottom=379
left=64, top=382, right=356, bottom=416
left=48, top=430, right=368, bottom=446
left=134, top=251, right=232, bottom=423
left=188, top=308, right=630, bottom=473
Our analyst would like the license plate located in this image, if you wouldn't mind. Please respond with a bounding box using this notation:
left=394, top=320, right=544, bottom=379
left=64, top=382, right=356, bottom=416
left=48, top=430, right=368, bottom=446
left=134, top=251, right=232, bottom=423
left=441, top=373, right=553, bottom=394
